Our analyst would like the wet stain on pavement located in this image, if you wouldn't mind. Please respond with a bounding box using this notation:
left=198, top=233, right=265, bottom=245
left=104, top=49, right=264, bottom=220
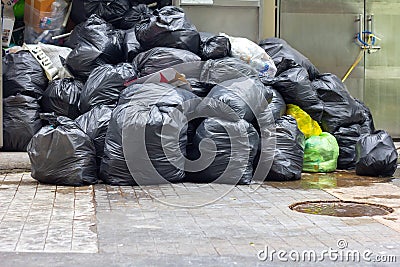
left=353, top=195, right=400, bottom=200
left=266, top=171, right=394, bottom=189
left=383, top=217, right=398, bottom=221
left=0, top=180, right=38, bottom=186
left=290, top=200, right=394, bottom=217
left=56, top=187, right=76, bottom=194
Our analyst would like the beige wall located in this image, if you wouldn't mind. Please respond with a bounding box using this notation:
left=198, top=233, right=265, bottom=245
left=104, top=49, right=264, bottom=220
left=262, top=0, right=276, bottom=39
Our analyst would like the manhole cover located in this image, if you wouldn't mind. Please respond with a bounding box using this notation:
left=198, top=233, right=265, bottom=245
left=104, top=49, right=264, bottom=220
left=290, top=200, right=394, bottom=217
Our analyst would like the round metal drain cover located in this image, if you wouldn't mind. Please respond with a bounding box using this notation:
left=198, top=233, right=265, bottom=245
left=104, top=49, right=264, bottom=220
left=290, top=200, right=393, bottom=217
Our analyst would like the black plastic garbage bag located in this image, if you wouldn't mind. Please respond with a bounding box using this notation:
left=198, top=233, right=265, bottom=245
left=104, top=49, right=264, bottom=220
left=71, top=0, right=154, bottom=26
left=99, top=104, right=134, bottom=185
left=263, top=59, right=324, bottom=122
left=186, top=118, right=259, bottom=185
left=129, top=0, right=171, bottom=8
left=334, top=99, right=375, bottom=170
left=334, top=123, right=370, bottom=170
left=312, top=73, right=364, bottom=133
left=334, top=124, right=362, bottom=170
left=269, top=88, right=286, bottom=121
left=3, top=51, right=48, bottom=98
left=356, top=99, right=375, bottom=133
left=27, top=115, right=97, bottom=186
left=65, top=15, right=125, bottom=80
left=129, top=0, right=171, bottom=7
left=135, top=6, right=200, bottom=54
left=65, top=15, right=113, bottom=49
left=100, top=83, right=199, bottom=185
left=199, top=32, right=231, bottom=60
left=196, top=77, right=267, bottom=123
left=186, top=117, right=204, bottom=156
left=84, top=0, right=131, bottom=28
left=79, top=63, right=137, bottom=113
left=200, top=57, right=259, bottom=85
left=356, top=130, right=398, bottom=177
left=265, top=115, right=305, bottom=181
left=71, top=0, right=87, bottom=25
left=2, top=95, right=42, bottom=152
left=41, top=78, right=83, bottom=119
left=133, top=47, right=200, bottom=77
left=123, top=28, right=143, bottom=62
left=250, top=105, right=276, bottom=182
left=75, top=105, right=113, bottom=162
left=120, top=4, right=152, bottom=30
left=334, top=99, right=375, bottom=169
left=259, top=37, right=320, bottom=80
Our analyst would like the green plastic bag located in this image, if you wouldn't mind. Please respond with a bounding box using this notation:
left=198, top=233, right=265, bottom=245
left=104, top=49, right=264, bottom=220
left=286, top=104, right=322, bottom=138
left=303, top=132, right=339, bottom=173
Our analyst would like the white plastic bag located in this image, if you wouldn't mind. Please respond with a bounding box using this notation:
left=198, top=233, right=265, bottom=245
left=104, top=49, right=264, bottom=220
left=221, top=33, right=277, bottom=78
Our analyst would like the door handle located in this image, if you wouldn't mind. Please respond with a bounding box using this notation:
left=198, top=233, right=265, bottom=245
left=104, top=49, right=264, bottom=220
left=366, top=14, right=381, bottom=53
left=356, top=13, right=364, bottom=42
left=367, top=14, right=374, bottom=33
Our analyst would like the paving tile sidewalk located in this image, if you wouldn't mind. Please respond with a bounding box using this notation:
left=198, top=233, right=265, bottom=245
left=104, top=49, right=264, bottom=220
left=0, top=173, right=97, bottom=253
left=1, top=171, right=400, bottom=266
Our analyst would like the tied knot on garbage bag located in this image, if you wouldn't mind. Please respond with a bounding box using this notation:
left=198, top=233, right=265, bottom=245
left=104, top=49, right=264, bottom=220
left=41, top=78, right=84, bottom=119
left=120, top=4, right=153, bottom=30
left=65, top=15, right=125, bottom=81
left=83, top=0, right=132, bottom=28
left=133, top=47, right=201, bottom=77
left=135, top=6, right=200, bottom=55
left=199, top=32, right=232, bottom=60
left=79, top=63, right=137, bottom=113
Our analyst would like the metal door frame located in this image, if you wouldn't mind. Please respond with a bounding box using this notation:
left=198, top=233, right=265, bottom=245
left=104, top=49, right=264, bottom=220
left=276, top=0, right=400, bottom=137
left=173, top=0, right=264, bottom=42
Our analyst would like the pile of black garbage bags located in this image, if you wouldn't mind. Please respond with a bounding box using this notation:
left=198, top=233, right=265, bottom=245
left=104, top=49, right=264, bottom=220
left=2, top=4, right=398, bottom=186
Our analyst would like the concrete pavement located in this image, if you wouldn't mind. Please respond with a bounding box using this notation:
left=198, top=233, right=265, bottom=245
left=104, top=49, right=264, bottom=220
left=1, top=170, right=400, bottom=266
left=0, top=152, right=30, bottom=173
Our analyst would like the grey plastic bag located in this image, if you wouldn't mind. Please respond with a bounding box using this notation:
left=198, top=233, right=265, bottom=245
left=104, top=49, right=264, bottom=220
left=100, top=83, right=199, bottom=185
left=2, top=94, right=42, bottom=151
left=79, top=63, right=137, bottom=113
left=65, top=15, right=125, bottom=80
left=356, top=130, right=398, bottom=177
left=186, top=118, right=259, bottom=185
left=133, top=47, right=200, bottom=77
left=75, top=105, right=114, bottom=163
left=41, top=78, right=83, bottom=119
left=3, top=51, right=48, bottom=98
left=266, top=115, right=305, bottom=181
left=27, top=115, right=98, bottom=186
left=135, top=6, right=200, bottom=54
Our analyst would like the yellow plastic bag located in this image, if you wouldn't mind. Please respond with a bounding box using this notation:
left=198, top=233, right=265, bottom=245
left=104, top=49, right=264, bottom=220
left=286, top=104, right=322, bottom=138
